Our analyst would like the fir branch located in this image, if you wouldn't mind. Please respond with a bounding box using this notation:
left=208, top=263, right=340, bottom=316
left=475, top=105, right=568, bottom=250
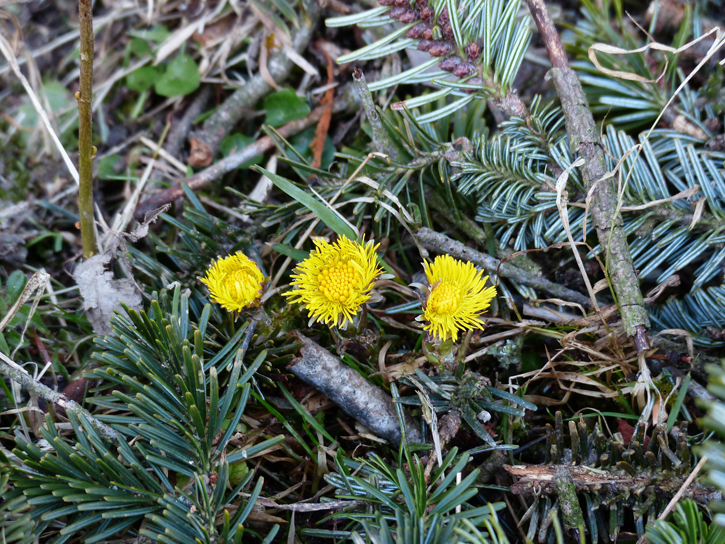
left=526, top=0, right=649, bottom=349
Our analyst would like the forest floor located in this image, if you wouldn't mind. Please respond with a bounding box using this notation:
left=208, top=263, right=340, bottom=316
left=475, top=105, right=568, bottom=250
left=1, top=0, right=725, bottom=543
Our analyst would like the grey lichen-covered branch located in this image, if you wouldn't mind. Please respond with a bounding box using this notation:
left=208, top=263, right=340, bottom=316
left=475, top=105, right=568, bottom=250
left=0, top=352, right=117, bottom=443
left=289, top=332, right=421, bottom=446
left=526, top=0, right=649, bottom=350
left=505, top=464, right=721, bottom=505
left=352, top=68, right=398, bottom=161
left=187, top=4, right=320, bottom=167
left=414, top=227, right=591, bottom=307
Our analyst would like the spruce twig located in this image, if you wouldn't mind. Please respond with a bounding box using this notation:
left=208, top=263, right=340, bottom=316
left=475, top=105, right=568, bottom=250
left=77, top=0, right=97, bottom=258
left=525, top=0, right=650, bottom=351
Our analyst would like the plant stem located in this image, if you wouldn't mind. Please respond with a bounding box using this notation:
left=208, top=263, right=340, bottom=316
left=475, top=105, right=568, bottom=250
left=526, top=0, right=649, bottom=350
left=77, top=0, right=97, bottom=258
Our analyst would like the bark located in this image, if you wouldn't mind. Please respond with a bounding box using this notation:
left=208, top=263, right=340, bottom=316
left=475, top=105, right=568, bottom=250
left=289, top=332, right=422, bottom=446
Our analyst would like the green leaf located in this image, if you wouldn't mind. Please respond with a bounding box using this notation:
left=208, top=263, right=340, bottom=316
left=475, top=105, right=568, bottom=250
left=154, top=54, right=200, bottom=97
left=18, top=81, right=73, bottom=129
left=98, top=154, right=122, bottom=179
left=667, top=373, right=691, bottom=432
left=0, top=330, right=9, bottom=356
left=6, top=270, right=26, bottom=303
left=127, top=66, right=161, bottom=92
left=129, top=37, right=152, bottom=56
left=252, top=166, right=357, bottom=240
left=271, top=243, right=309, bottom=261
left=128, top=25, right=170, bottom=44
left=219, top=134, right=264, bottom=168
left=263, top=88, right=310, bottom=127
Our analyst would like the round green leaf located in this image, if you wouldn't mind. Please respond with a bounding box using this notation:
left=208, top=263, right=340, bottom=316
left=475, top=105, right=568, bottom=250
left=154, top=54, right=200, bottom=98
left=126, top=66, right=161, bottom=92
left=263, top=88, right=310, bottom=127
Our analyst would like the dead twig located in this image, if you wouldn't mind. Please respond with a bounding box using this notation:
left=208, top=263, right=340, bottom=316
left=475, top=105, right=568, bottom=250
left=288, top=332, right=421, bottom=446
left=0, top=351, right=117, bottom=443
left=414, top=227, right=591, bottom=307
left=135, top=105, right=326, bottom=218
left=135, top=92, right=358, bottom=219
left=526, top=0, right=650, bottom=352
left=504, top=464, right=720, bottom=504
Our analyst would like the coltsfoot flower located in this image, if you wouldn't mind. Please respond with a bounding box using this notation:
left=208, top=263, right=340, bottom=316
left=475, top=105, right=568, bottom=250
left=284, top=236, right=382, bottom=328
left=201, top=252, right=265, bottom=312
left=419, top=255, right=497, bottom=341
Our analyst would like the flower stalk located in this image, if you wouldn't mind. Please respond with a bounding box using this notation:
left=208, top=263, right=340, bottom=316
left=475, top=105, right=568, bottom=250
left=77, top=0, right=97, bottom=257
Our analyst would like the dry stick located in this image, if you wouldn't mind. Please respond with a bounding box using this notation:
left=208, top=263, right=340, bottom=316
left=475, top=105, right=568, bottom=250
left=187, top=4, right=320, bottom=167
left=77, top=0, right=97, bottom=258
left=165, top=86, right=212, bottom=159
left=134, top=105, right=327, bottom=219
left=414, top=227, right=591, bottom=307
left=526, top=0, right=650, bottom=352
left=289, top=333, right=422, bottom=446
left=0, top=352, right=117, bottom=443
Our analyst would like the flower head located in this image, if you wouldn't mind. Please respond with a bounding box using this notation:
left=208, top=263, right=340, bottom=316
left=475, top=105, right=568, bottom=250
left=284, top=236, right=382, bottom=328
left=201, top=252, right=265, bottom=312
left=420, top=255, right=497, bottom=341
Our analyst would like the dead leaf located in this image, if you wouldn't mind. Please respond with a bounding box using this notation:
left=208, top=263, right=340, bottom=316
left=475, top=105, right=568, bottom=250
left=310, top=43, right=334, bottom=169
left=73, top=252, right=143, bottom=335
left=127, top=204, right=171, bottom=242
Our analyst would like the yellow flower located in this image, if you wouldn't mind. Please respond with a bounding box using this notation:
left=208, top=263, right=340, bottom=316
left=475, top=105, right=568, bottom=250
left=201, top=252, right=265, bottom=312
left=420, top=255, right=497, bottom=341
left=284, top=236, right=382, bottom=328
